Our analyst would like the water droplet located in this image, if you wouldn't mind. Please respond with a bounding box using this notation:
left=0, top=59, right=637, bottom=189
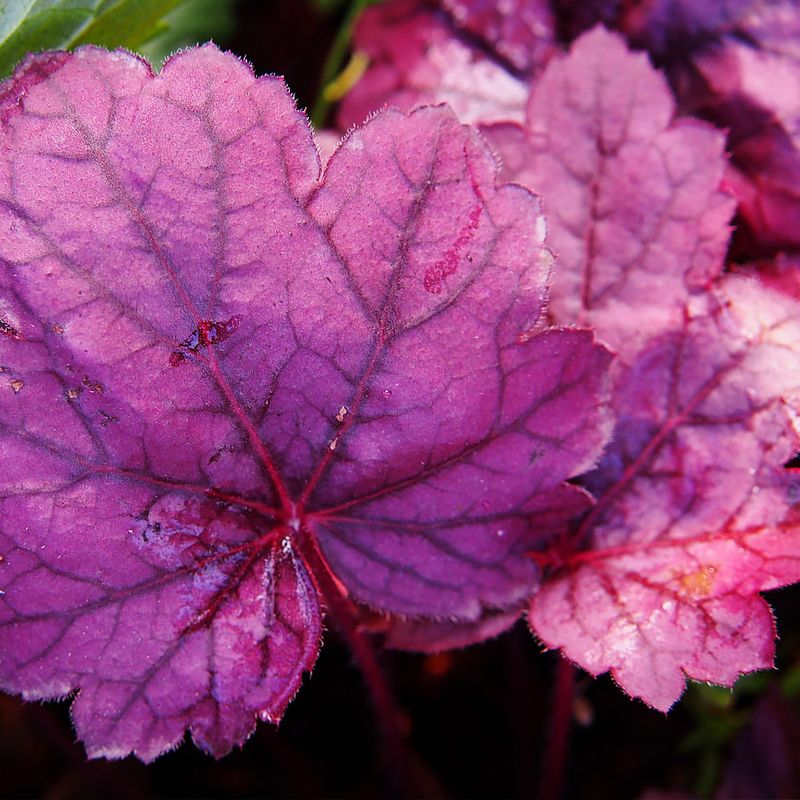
left=39, top=544, right=46, bottom=550
left=661, top=600, right=674, bottom=612
left=496, top=529, right=506, bottom=539
left=9, top=378, right=23, bottom=393
left=328, top=437, right=338, bottom=451
left=382, top=388, right=392, bottom=398
left=335, top=405, right=348, bottom=423
left=259, top=709, right=275, bottom=723
left=0, top=589, right=5, bottom=596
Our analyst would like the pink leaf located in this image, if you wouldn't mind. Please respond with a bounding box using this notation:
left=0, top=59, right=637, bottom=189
left=337, top=0, right=529, bottom=129
left=0, top=46, right=612, bottom=758
left=529, top=277, right=800, bottom=710
left=482, top=26, right=735, bottom=354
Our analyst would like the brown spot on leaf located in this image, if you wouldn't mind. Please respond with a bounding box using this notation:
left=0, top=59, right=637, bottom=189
left=169, top=315, right=242, bottom=367
left=82, top=376, right=104, bottom=394
left=98, top=410, right=118, bottom=427
left=0, top=319, right=20, bottom=339
left=9, top=378, right=23, bottom=393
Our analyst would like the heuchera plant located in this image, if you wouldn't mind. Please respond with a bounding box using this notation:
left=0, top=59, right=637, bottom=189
left=0, top=0, right=799, bottom=766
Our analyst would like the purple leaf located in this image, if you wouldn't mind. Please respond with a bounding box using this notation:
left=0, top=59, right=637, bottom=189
left=366, top=481, right=594, bottom=652
left=482, top=26, right=735, bottom=354
left=362, top=604, right=521, bottom=652
left=621, top=0, right=756, bottom=57
left=678, top=0, right=800, bottom=254
left=438, top=0, right=556, bottom=73
left=0, top=45, right=612, bottom=758
left=337, top=0, right=529, bottom=129
left=529, top=277, right=800, bottom=710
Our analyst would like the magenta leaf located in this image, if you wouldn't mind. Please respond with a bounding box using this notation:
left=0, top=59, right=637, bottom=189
left=529, top=277, right=800, bottom=710
left=0, top=45, right=611, bottom=758
left=337, top=0, right=529, bottom=129
left=481, top=26, right=735, bottom=354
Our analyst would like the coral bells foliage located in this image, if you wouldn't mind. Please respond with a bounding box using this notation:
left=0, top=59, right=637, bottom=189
left=0, top=5, right=799, bottom=768
left=0, top=45, right=610, bottom=759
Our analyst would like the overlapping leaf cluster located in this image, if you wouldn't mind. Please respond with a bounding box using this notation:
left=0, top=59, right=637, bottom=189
left=339, top=0, right=800, bottom=709
left=0, top=0, right=798, bottom=762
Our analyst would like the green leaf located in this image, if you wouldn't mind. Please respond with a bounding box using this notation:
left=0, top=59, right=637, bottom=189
left=0, top=0, right=214, bottom=78
left=139, top=0, right=236, bottom=67
left=71, top=0, right=183, bottom=49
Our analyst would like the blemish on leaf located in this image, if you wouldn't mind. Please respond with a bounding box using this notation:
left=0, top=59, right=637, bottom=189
left=82, top=376, right=104, bottom=394
left=65, top=387, right=82, bottom=400
left=51, top=323, right=64, bottom=335
left=677, top=565, right=717, bottom=598
left=208, top=445, right=234, bottom=465
left=423, top=205, right=481, bottom=294
left=8, top=378, right=23, bottom=393
left=169, top=315, right=242, bottom=367
left=0, top=319, right=20, bottom=339
left=98, top=410, right=118, bottom=427
left=335, top=405, right=348, bottom=423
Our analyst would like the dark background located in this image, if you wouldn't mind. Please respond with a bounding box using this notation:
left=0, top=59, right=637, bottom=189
left=2, top=2, right=800, bottom=798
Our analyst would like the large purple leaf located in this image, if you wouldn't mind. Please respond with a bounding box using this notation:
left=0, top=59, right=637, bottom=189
left=482, top=26, right=735, bottom=354
left=529, top=277, right=800, bottom=710
left=0, top=46, right=611, bottom=758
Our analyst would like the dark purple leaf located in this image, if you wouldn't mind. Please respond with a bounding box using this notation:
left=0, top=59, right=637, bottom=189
left=439, top=0, right=556, bottom=73
left=622, top=0, right=756, bottom=58
left=675, top=0, right=800, bottom=254
left=716, top=688, right=800, bottom=799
